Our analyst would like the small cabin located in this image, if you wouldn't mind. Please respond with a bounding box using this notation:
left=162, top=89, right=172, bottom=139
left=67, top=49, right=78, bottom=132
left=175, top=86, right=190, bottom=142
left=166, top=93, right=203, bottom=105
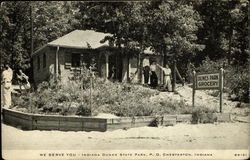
left=32, top=30, right=164, bottom=85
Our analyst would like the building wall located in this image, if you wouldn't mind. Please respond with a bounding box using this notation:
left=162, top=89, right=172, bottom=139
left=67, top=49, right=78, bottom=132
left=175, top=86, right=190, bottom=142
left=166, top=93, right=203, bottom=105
left=58, top=48, right=68, bottom=84
left=33, top=46, right=164, bottom=86
left=33, top=47, right=56, bottom=85
left=59, top=48, right=95, bottom=84
left=121, top=56, right=128, bottom=82
left=129, top=56, right=139, bottom=83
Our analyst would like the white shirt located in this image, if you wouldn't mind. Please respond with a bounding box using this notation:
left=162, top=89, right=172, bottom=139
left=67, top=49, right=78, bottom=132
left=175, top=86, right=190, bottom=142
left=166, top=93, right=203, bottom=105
left=2, top=68, right=13, bottom=82
left=142, top=58, right=150, bottom=67
left=157, top=65, right=171, bottom=76
left=163, top=68, right=171, bottom=76
left=150, top=64, right=157, bottom=72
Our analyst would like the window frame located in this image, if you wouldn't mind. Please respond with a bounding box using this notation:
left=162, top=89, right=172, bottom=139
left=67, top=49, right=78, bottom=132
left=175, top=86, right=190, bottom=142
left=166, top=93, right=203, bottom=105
left=43, top=53, right=46, bottom=68
left=71, top=53, right=81, bottom=68
left=37, top=55, right=40, bottom=71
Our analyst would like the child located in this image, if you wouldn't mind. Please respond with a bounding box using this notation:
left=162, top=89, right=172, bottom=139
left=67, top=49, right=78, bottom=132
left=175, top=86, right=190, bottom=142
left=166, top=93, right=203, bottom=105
left=16, top=69, right=30, bottom=90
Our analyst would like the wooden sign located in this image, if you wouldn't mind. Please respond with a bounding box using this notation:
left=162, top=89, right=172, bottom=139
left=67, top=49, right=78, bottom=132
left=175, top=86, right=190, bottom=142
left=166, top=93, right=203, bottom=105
left=192, top=68, right=224, bottom=113
left=195, top=72, right=220, bottom=90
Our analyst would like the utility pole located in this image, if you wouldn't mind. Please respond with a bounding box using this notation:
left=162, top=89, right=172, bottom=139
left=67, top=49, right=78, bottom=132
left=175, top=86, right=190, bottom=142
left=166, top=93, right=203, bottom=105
left=192, top=70, right=196, bottom=108
left=29, top=3, right=34, bottom=113
left=30, top=3, right=33, bottom=57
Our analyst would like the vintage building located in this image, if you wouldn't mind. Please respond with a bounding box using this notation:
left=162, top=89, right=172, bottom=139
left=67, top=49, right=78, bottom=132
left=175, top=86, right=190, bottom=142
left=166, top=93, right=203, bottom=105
left=32, top=30, right=164, bottom=85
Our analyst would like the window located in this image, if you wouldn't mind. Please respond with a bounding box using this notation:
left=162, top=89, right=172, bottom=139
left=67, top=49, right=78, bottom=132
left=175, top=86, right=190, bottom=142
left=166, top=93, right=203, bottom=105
left=64, top=52, right=71, bottom=69
left=43, top=53, right=46, bottom=68
left=71, top=53, right=81, bottom=67
left=37, top=56, right=40, bottom=70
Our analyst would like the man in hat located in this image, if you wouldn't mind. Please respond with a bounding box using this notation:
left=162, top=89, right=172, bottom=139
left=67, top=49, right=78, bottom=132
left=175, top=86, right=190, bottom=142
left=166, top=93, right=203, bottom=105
left=1, top=63, right=13, bottom=108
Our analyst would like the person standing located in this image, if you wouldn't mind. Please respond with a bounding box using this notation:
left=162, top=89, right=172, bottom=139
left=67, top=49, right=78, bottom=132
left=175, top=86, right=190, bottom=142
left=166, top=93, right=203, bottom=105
left=150, top=61, right=158, bottom=88
left=142, top=57, right=150, bottom=85
left=1, top=64, right=13, bottom=108
left=109, top=65, right=116, bottom=82
left=157, top=63, right=172, bottom=91
left=143, top=66, right=150, bottom=85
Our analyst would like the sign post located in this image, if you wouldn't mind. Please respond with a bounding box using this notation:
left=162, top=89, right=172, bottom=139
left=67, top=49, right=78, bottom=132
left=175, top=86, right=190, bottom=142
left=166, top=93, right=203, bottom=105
left=219, top=68, right=224, bottom=113
left=193, top=69, right=224, bottom=112
left=192, top=70, right=196, bottom=108
left=89, top=67, right=93, bottom=116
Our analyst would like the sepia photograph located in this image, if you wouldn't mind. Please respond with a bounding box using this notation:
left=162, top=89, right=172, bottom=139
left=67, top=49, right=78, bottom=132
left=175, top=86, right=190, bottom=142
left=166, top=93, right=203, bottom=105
left=1, top=0, right=249, bottom=159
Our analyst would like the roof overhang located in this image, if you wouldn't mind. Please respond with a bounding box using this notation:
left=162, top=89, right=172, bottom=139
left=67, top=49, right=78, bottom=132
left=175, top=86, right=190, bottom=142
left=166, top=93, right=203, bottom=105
left=32, top=44, right=113, bottom=57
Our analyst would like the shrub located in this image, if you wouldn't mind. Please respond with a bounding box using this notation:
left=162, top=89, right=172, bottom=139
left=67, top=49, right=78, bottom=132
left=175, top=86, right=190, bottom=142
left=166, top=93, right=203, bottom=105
left=12, top=66, right=217, bottom=118
left=191, top=107, right=217, bottom=124
left=196, top=57, right=249, bottom=102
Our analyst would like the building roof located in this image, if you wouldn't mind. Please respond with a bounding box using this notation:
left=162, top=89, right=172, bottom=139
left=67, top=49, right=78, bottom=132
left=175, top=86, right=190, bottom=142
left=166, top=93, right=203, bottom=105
left=33, top=30, right=112, bottom=56
left=33, top=30, right=160, bottom=56
left=48, top=30, right=112, bottom=49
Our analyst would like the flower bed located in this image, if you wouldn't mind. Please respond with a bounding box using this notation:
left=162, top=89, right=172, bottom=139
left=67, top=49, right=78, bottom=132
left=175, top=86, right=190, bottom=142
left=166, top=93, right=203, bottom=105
left=3, top=108, right=231, bottom=132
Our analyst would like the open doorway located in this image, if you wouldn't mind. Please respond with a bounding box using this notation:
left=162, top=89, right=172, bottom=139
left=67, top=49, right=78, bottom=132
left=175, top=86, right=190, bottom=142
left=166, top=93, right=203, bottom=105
left=108, top=54, right=123, bottom=82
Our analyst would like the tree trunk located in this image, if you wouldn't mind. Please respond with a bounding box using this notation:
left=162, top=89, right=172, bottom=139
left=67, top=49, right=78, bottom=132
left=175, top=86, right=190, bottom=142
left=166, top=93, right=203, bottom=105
left=228, top=27, right=233, bottom=64
left=116, top=39, right=122, bottom=82
left=138, top=52, right=142, bottom=83
left=30, top=4, right=33, bottom=57
left=163, top=46, right=167, bottom=66
left=172, top=59, right=176, bottom=92
left=29, top=4, right=34, bottom=82
left=126, top=52, right=130, bottom=82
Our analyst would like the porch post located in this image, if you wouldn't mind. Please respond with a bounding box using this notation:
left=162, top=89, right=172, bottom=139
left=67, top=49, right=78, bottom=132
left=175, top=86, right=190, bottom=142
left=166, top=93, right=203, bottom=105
left=55, top=46, right=59, bottom=80
left=161, top=56, right=164, bottom=84
left=126, top=55, right=130, bottom=82
left=105, top=54, right=109, bottom=80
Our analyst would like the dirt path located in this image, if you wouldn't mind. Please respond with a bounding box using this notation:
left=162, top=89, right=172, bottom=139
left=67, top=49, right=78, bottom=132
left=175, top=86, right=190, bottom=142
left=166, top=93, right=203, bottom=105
left=2, top=122, right=249, bottom=150
left=151, top=85, right=250, bottom=115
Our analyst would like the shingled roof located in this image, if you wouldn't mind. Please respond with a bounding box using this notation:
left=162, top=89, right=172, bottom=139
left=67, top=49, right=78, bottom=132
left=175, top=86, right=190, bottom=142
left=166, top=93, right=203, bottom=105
left=33, top=30, right=112, bottom=56
left=48, top=30, right=112, bottom=49
left=33, top=30, right=159, bottom=56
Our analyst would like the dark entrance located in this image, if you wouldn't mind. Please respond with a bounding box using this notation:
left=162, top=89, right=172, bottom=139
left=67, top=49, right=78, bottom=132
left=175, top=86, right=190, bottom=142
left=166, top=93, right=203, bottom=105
left=108, top=54, right=123, bottom=81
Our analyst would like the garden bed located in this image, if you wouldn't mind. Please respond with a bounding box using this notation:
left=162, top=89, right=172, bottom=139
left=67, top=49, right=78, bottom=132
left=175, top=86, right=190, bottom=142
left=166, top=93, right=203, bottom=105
left=3, top=108, right=107, bottom=132
left=2, top=108, right=232, bottom=132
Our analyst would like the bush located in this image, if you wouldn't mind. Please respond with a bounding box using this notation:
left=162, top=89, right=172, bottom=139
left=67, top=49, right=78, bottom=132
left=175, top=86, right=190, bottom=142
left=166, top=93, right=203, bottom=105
left=196, top=57, right=249, bottom=102
left=12, top=66, right=218, bottom=118
left=191, top=107, right=217, bottom=124
left=12, top=74, right=160, bottom=116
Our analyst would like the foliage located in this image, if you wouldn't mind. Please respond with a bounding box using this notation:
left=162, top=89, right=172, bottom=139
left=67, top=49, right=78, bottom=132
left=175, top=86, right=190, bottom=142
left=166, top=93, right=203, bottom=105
left=76, top=1, right=204, bottom=59
left=0, top=2, right=31, bottom=69
left=12, top=72, right=217, bottom=117
left=193, top=0, right=249, bottom=65
left=191, top=107, right=217, bottom=124
left=3, top=1, right=249, bottom=117
left=0, top=1, right=79, bottom=77
left=1, top=1, right=248, bottom=85
left=196, top=57, right=249, bottom=102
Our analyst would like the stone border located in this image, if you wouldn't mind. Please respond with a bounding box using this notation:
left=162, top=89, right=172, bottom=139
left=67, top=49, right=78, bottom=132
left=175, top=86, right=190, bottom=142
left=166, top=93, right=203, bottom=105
left=2, top=108, right=232, bottom=132
left=2, top=108, right=107, bottom=132
left=106, top=116, right=156, bottom=130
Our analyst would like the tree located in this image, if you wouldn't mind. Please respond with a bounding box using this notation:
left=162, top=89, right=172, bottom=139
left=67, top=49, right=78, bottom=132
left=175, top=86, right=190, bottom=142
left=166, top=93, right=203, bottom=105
left=147, top=0, right=204, bottom=63
left=0, top=1, right=79, bottom=73
left=194, top=0, right=249, bottom=65
left=0, top=1, right=31, bottom=69
left=32, top=1, right=79, bottom=51
left=76, top=2, right=148, bottom=81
